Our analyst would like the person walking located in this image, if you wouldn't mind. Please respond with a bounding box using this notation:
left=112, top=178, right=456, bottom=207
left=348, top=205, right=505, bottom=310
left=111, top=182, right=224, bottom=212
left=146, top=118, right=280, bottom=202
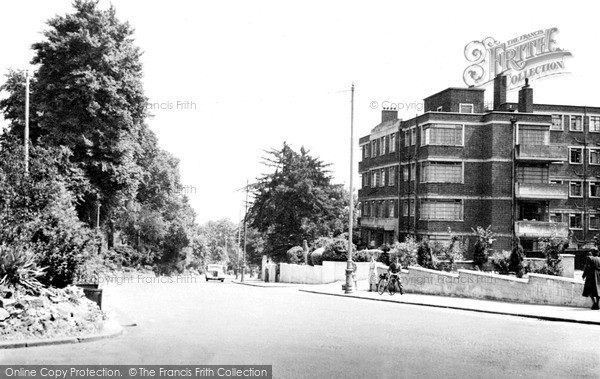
left=582, top=248, right=600, bottom=310
left=368, top=256, right=378, bottom=292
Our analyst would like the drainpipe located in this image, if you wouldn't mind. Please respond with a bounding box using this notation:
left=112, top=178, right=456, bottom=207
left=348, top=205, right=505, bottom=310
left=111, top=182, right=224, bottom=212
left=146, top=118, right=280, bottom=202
left=511, top=116, right=517, bottom=251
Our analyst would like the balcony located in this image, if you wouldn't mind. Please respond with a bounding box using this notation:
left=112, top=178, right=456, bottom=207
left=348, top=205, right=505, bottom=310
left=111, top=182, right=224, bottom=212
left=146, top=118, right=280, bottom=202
left=515, top=145, right=567, bottom=162
left=515, top=182, right=569, bottom=200
left=514, top=221, right=569, bottom=238
left=359, top=217, right=397, bottom=231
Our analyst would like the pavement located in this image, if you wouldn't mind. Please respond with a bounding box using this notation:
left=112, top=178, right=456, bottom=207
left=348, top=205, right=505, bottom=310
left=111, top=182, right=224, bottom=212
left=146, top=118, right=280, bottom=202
left=234, top=278, right=600, bottom=326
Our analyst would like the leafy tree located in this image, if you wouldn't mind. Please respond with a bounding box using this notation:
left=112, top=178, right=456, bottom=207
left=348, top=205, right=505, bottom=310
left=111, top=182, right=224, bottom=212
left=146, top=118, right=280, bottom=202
left=472, top=225, right=496, bottom=270
left=249, top=143, right=351, bottom=261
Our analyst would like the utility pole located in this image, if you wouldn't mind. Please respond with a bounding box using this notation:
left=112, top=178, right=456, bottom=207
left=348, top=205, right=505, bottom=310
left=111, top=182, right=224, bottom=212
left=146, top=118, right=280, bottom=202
left=24, top=69, right=30, bottom=175
left=237, top=210, right=242, bottom=278
left=242, top=179, right=249, bottom=283
left=344, top=83, right=355, bottom=294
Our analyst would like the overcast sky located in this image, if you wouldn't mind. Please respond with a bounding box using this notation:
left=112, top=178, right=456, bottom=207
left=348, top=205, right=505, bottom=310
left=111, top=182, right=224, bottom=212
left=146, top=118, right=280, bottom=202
left=1, top=0, right=598, bottom=223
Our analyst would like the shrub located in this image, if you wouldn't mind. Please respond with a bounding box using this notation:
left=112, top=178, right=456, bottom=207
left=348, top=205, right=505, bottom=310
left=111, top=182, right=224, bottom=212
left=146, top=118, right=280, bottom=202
left=538, top=231, right=567, bottom=276
left=0, top=244, right=46, bottom=295
left=286, top=246, right=305, bottom=264
left=472, top=226, right=496, bottom=270
left=490, top=250, right=511, bottom=275
left=310, top=248, right=324, bottom=266
left=417, top=239, right=437, bottom=269
left=510, top=238, right=525, bottom=278
left=353, top=249, right=382, bottom=262
left=389, top=236, right=418, bottom=268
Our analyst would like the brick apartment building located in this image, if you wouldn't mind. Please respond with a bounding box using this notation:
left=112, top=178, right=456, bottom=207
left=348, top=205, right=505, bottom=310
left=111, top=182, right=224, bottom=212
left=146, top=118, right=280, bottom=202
left=357, top=75, right=600, bottom=254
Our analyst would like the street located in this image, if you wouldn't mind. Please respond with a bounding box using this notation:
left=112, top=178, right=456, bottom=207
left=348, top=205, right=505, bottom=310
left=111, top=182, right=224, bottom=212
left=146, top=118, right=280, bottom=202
left=1, top=277, right=600, bottom=378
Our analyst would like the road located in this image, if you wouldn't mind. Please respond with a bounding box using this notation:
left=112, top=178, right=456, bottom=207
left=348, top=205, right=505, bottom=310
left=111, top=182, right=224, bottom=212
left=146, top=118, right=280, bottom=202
left=1, top=275, right=600, bottom=378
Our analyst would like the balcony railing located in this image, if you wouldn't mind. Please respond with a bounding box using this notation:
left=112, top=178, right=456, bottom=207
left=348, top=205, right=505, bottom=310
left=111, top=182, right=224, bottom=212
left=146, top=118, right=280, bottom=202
left=514, top=220, right=569, bottom=238
left=515, top=182, right=569, bottom=200
left=516, top=145, right=567, bottom=162
left=359, top=217, right=397, bottom=231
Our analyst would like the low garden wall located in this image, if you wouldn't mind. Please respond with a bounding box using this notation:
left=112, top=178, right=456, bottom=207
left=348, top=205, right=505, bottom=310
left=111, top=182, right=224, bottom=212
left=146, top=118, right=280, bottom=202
left=402, top=266, right=589, bottom=308
left=277, top=261, right=370, bottom=284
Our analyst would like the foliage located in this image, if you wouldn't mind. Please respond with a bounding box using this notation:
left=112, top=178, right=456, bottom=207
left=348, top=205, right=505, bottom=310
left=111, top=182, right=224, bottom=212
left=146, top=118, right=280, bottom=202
left=417, top=239, right=437, bottom=269
left=286, top=246, right=305, bottom=264
left=510, top=237, right=525, bottom=278
left=538, top=231, right=567, bottom=276
left=0, top=244, right=46, bottom=295
left=389, top=237, right=418, bottom=268
left=248, top=143, right=355, bottom=262
left=321, top=235, right=356, bottom=262
left=472, top=226, right=496, bottom=270
left=310, top=248, right=324, bottom=266
left=353, top=249, right=382, bottom=263
left=490, top=250, right=511, bottom=275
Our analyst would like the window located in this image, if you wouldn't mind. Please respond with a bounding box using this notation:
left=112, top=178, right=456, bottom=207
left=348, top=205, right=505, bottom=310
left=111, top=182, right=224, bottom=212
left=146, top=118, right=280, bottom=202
left=569, top=213, right=582, bottom=229
left=420, top=199, right=463, bottom=221
left=388, top=200, right=396, bottom=218
left=371, top=140, right=377, bottom=158
left=570, top=115, right=583, bottom=131
left=570, top=181, right=583, bottom=197
left=410, top=128, right=416, bottom=146
left=390, top=134, right=396, bottom=153
left=410, top=163, right=416, bottom=182
left=421, top=124, right=463, bottom=146
left=590, top=215, right=600, bottom=230
left=421, top=162, right=462, bottom=183
left=569, top=148, right=583, bottom=164
left=380, top=137, right=387, bottom=156
left=370, top=201, right=376, bottom=217
left=402, top=166, right=409, bottom=182
left=402, top=200, right=415, bottom=217
left=403, top=130, right=410, bottom=147
left=550, top=179, right=564, bottom=185
left=551, top=114, right=563, bottom=130
left=590, top=116, right=600, bottom=132
left=459, top=103, right=474, bottom=114
left=518, top=125, right=549, bottom=145
left=362, top=145, right=368, bottom=159
left=590, top=182, right=600, bottom=198
left=516, top=165, right=548, bottom=183
left=371, top=171, right=377, bottom=188
left=550, top=213, right=564, bottom=223
left=378, top=201, right=385, bottom=218
left=590, top=149, right=600, bottom=165
left=388, top=166, right=396, bottom=186
left=380, top=169, right=386, bottom=187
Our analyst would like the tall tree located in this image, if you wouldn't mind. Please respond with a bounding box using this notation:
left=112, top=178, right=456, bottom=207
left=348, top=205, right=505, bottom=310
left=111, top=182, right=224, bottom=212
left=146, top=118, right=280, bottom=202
left=248, top=143, right=349, bottom=261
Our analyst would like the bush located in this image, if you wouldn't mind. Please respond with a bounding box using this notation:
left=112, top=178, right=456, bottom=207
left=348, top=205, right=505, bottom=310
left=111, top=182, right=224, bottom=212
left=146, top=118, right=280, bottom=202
left=353, top=249, right=382, bottom=262
left=286, top=246, right=305, bottom=264
left=0, top=244, right=46, bottom=295
left=389, top=237, right=418, bottom=268
left=490, top=250, right=511, bottom=275
left=310, top=248, right=324, bottom=266
left=318, top=236, right=356, bottom=262
left=417, top=239, right=437, bottom=269
left=472, top=226, right=496, bottom=270
left=378, top=251, right=390, bottom=266
left=510, top=238, right=525, bottom=278
left=538, top=231, right=567, bottom=276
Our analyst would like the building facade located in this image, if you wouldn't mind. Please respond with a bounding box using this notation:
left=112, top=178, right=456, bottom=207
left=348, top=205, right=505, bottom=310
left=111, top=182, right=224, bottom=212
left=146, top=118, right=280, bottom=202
left=357, top=75, right=600, bottom=254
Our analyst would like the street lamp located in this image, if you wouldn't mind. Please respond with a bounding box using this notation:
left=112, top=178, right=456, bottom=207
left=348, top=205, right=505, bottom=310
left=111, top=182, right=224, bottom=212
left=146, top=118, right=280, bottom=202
left=345, top=83, right=355, bottom=294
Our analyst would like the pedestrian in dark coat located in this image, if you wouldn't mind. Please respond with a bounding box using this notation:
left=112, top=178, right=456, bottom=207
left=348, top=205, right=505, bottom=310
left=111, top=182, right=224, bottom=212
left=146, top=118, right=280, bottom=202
left=582, top=248, right=600, bottom=310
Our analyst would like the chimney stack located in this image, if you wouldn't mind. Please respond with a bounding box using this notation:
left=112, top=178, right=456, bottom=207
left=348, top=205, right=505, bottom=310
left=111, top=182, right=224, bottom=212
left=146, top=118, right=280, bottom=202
left=518, top=79, right=533, bottom=113
left=381, top=109, right=398, bottom=123
left=493, top=74, right=507, bottom=110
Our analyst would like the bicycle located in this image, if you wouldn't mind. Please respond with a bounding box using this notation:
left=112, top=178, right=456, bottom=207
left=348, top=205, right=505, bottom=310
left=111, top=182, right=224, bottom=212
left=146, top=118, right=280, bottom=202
left=377, top=272, right=404, bottom=296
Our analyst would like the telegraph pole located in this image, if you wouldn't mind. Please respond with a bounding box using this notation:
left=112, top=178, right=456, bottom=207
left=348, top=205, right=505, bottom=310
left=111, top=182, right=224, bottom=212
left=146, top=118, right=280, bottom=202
left=24, top=69, right=30, bottom=175
left=345, top=83, right=355, bottom=294
left=242, top=179, right=249, bottom=282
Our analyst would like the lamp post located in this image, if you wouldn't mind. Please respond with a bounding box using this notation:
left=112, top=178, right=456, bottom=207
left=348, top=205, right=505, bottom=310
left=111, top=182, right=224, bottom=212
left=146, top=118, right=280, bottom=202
left=24, top=69, right=30, bottom=175
left=344, top=83, right=355, bottom=294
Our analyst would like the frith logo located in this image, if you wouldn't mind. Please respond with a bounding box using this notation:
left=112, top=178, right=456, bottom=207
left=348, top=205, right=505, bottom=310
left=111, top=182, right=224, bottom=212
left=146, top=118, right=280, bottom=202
left=463, top=28, right=572, bottom=90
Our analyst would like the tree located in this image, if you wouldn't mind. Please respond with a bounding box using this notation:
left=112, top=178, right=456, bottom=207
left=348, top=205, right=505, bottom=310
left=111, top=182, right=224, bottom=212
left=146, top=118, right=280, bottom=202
left=249, top=143, right=350, bottom=261
left=472, top=225, right=496, bottom=270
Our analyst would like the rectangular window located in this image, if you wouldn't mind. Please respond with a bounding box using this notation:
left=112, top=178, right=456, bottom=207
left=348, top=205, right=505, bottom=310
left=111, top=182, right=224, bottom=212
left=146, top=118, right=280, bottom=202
left=570, top=115, right=583, bottom=131
left=422, top=124, right=463, bottom=146
left=518, top=125, right=549, bottom=145
left=371, top=141, right=377, bottom=158
left=410, top=128, right=417, bottom=146
left=404, top=130, right=410, bottom=147
left=371, top=171, right=377, bottom=188
left=410, top=163, right=416, bottom=182
left=380, top=168, right=386, bottom=187
left=569, top=147, right=583, bottom=164
left=402, top=200, right=415, bottom=217
left=590, top=215, right=600, bottom=230
left=551, top=114, right=563, bottom=130
left=380, top=137, right=387, bottom=156
left=378, top=201, right=385, bottom=218
left=550, top=213, right=564, bottom=223
left=421, top=162, right=462, bottom=183
left=569, top=213, right=582, bottom=229
left=590, top=182, right=600, bottom=198
left=570, top=181, right=583, bottom=197
left=590, top=149, right=600, bottom=165
left=388, top=200, right=395, bottom=218
left=370, top=201, right=376, bottom=218
left=389, top=166, right=396, bottom=186
left=562, top=115, right=570, bottom=130
left=459, top=103, right=474, bottom=114
left=516, top=165, right=548, bottom=183
left=390, top=134, right=396, bottom=153
left=590, top=116, right=600, bottom=132
left=402, top=166, right=409, bottom=182
left=420, top=199, right=463, bottom=221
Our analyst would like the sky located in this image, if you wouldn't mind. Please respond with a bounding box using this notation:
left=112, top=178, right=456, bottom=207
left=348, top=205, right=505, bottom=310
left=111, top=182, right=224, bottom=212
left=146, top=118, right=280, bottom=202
left=1, top=0, right=598, bottom=223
